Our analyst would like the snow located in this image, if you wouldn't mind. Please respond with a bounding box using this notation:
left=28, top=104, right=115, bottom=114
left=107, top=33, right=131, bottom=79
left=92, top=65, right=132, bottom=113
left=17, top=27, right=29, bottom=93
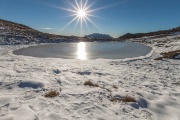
left=0, top=27, right=5, bottom=30
left=0, top=36, right=180, bottom=120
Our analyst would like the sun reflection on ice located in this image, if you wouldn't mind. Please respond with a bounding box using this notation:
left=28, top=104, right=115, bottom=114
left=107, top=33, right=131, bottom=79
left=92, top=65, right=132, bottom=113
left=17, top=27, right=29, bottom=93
left=77, top=42, right=87, bottom=60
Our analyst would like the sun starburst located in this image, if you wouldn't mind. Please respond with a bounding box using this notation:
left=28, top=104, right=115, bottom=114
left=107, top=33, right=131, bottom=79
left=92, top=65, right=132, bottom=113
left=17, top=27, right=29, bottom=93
left=49, top=0, right=122, bottom=35
left=67, top=0, right=98, bottom=32
left=52, top=0, right=98, bottom=35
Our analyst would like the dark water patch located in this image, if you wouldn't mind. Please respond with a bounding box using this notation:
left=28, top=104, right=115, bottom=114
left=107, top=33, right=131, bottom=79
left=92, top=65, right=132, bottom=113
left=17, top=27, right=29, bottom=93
left=18, top=81, right=44, bottom=89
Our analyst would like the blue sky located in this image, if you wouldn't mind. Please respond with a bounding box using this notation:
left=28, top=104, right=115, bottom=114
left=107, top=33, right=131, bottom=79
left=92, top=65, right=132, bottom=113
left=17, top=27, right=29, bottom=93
left=0, top=0, right=180, bottom=38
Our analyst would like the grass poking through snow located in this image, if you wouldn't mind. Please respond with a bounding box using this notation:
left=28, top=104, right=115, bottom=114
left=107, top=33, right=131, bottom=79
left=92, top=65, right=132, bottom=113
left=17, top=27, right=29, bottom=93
left=161, top=50, right=180, bottom=59
left=100, top=86, right=112, bottom=92
left=84, top=80, right=111, bottom=92
left=154, top=57, right=163, bottom=60
left=172, top=82, right=180, bottom=85
left=84, top=80, right=112, bottom=92
left=110, top=97, right=122, bottom=102
left=44, top=90, right=60, bottom=98
left=155, top=50, right=180, bottom=60
left=113, top=85, right=118, bottom=89
left=122, top=96, right=136, bottom=102
left=111, top=96, right=136, bottom=103
left=84, top=80, right=99, bottom=87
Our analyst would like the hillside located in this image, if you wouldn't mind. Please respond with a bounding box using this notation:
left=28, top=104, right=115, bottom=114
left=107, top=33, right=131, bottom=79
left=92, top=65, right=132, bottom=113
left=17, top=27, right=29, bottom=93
left=119, top=27, right=180, bottom=40
left=0, top=19, right=79, bottom=45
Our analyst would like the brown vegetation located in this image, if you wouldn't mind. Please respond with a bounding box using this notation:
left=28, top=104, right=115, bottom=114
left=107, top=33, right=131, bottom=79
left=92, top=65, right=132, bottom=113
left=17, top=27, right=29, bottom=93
left=154, top=50, right=180, bottom=60
left=172, top=82, right=180, bottom=85
left=161, top=50, right=180, bottom=59
left=154, top=57, right=163, bottom=60
left=111, top=96, right=136, bottom=103
left=113, top=85, right=118, bottom=89
left=84, top=80, right=111, bottom=92
left=84, top=80, right=99, bottom=87
left=44, top=90, right=60, bottom=98
left=110, top=97, right=122, bottom=102
left=122, top=96, right=136, bottom=102
left=100, top=86, right=111, bottom=92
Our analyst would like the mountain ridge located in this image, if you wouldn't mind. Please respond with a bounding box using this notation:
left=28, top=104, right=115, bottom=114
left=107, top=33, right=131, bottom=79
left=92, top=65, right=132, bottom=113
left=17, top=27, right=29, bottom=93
left=0, top=19, right=79, bottom=44
left=119, top=27, right=180, bottom=40
left=84, top=33, right=113, bottom=39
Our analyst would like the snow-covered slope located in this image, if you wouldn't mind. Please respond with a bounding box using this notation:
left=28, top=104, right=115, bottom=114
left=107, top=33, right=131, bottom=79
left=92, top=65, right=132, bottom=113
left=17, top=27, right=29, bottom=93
left=0, top=19, right=79, bottom=45
left=0, top=35, right=180, bottom=120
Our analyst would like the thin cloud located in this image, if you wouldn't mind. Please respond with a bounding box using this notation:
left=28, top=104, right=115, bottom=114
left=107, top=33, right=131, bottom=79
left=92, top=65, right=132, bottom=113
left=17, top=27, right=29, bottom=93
left=42, top=28, right=52, bottom=30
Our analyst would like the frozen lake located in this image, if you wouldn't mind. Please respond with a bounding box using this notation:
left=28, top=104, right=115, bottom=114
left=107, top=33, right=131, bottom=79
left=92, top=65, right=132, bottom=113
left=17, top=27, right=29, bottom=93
left=13, top=42, right=152, bottom=60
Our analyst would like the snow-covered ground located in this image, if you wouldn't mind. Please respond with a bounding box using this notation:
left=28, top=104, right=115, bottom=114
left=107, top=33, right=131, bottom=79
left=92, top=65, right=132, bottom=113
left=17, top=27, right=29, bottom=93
left=0, top=36, right=180, bottom=120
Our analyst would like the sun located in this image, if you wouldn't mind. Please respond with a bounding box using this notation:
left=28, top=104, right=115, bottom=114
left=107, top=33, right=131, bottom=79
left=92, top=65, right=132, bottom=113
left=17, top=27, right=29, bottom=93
left=77, top=9, right=86, bottom=17
left=52, top=0, right=100, bottom=34
left=51, top=0, right=120, bottom=35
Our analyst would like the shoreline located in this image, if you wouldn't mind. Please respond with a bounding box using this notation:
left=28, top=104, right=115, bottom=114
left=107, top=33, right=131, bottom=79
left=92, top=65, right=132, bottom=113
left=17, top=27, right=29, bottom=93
left=0, top=35, right=180, bottom=120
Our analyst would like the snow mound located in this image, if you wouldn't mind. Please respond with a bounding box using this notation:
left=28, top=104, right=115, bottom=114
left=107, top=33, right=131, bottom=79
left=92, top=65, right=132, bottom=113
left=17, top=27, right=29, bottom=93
left=18, top=80, right=44, bottom=89
left=13, top=107, right=37, bottom=120
left=0, top=116, right=14, bottom=120
left=0, top=96, right=12, bottom=107
left=44, top=113, right=68, bottom=120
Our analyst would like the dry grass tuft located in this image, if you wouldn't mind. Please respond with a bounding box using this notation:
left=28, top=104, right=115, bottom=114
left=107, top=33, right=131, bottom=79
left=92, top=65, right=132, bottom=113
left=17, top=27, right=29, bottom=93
left=155, top=44, right=164, bottom=47
left=122, top=96, right=136, bottom=102
left=110, top=97, right=122, bottom=102
left=172, top=82, right=180, bottom=85
left=84, top=80, right=99, bottom=87
left=161, top=50, right=180, bottom=59
left=44, top=90, right=60, bottom=98
left=154, top=50, right=180, bottom=60
left=113, top=85, right=118, bottom=89
left=111, top=96, right=136, bottom=103
left=100, top=86, right=112, bottom=92
left=84, top=81, right=111, bottom=92
left=154, top=57, right=163, bottom=60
